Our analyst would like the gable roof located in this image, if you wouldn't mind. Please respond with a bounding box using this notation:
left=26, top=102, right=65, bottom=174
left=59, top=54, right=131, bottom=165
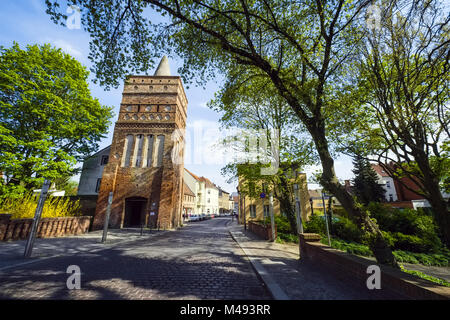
left=183, top=182, right=195, bottom=196
left=371, top=164, right=390, bottom=177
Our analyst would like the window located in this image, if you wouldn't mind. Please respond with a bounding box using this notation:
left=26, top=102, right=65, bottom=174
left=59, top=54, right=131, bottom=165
left=389, top=194, right=393, bottom=202
left=208, top=199, right=210, bottom=203
left=156, top=135, right=165, bottom=167
left=100, top=155, right=109, bottom=165
left=263, top=205, right=270, bottom=218
left=386, top=181, right=391, bottom=188
left=146, top=135, right=154, bottom=167
left=122, top=135, right=134, bottom=167
left=95, top=178, right=101, bottom=193
left=134, top=134, right=144, bottom=167
left=250, top=205, right=256, bottom=218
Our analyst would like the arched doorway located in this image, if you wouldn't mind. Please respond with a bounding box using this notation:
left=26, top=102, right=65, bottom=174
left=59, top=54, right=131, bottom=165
left=124, top=197, right=147, bottom=227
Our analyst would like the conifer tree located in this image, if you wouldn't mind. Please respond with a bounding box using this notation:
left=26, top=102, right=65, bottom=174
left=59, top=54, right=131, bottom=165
left=352, top=155, right=386, bottom=205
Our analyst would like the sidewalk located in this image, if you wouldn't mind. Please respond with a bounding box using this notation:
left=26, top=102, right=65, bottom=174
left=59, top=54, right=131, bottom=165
left=227, top=222, right=402, bottom=300
left=0, top=228, right=168, bottom=271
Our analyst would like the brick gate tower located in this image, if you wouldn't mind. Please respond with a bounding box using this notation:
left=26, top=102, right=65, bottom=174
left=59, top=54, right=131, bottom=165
left=92, top=56, right=187, bottom=230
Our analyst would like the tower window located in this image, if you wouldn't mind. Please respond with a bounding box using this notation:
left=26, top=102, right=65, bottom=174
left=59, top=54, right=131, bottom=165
left=100, top=155, right=109, bottom=165
left=156, top=135, right=165, bottom=167
left=95, top=178, right=102, bottom=193
left=134, top=134, right=144, bottom=167
left=122, top=135, right=134, bottom=167
left=146, top=135, right=154, bottom=167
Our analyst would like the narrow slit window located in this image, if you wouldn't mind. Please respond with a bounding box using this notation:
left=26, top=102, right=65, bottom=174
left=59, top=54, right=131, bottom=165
left=146, top=135, right=154, bottom=167
left=156, top=135, right=165, bottom=167
left=134, top=134, right=144, bottom=167
left=122, top=135, right=134, bottom=167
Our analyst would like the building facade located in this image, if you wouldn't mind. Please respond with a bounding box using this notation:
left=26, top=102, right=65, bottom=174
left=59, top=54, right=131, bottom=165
left=371, top=164, right=399, bottom=202
left=92, top=56, right=187, bottom=230
left=237, top=173, right=312, bottom=224
left=77, top=146, right=111, bottom=195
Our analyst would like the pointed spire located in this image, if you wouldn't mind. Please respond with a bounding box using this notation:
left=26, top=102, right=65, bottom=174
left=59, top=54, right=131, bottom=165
left=154, top=55, right=171, bottom=76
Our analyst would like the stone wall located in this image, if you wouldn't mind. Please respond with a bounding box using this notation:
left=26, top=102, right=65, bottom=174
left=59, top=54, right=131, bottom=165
left=0, top=214, right=91, bottom=241
left=248, top=221, right=277, bottom=241
left=299, top=233, right=450, bottom=300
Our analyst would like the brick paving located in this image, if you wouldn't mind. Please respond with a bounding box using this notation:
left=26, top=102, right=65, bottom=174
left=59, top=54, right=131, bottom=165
left=0, top=218, right=270, bottom=300
left=228, top=222, right=405, bottom=300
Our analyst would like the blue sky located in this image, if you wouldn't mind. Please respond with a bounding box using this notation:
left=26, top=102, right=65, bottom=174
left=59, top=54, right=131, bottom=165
left=0, top=0, right=356, bottom=192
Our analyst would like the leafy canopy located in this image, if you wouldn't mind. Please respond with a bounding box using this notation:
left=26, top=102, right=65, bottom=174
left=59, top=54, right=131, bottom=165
left=0, top=42, right=113, bottom=196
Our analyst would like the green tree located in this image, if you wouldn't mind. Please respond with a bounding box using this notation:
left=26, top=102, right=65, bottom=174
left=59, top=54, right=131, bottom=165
left=215, top=77, right=316, bottom=234
left=352, top=154, right=386, bottom=205
left=330, top=1, right=449, bottom=245
left=0, top=43, right=113, bottom=197
left=45, top=0, right=398, bottom=266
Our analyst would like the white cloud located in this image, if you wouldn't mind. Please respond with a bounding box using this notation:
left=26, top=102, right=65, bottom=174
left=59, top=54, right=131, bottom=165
left=51, top=39, right=82, bottom=58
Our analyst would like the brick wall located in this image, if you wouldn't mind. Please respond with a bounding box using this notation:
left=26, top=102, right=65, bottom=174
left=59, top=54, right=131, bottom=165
left=248, top=221, right=277, bottom=241
left=299, top=233, right=450, bottom=300
left=0, top=214, right=91, bottom=241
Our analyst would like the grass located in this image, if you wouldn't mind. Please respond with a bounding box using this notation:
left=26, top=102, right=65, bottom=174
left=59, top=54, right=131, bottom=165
left=399, top=265, right=450, bottom=287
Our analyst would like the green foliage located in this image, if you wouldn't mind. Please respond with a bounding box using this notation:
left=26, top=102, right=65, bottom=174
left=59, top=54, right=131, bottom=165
left=304, top=215, right=326, bottom=235
left=263, top=215, right=292, bottom=235
left=276, top=233, right=299, bottom=244
left=399, top=265, right=450, bottom=287
left=0, top=42, right=113, bottom=197
left=332, top=216, right=364, bottom=243
left=352, top=155, right=386, bottom=204
left=394, top=250, right=450, bottom=267
left=368, top=203, right=443, bottom=252
left=0, top=193, right=81, bottom=219
left=323, top=237, right=373, bottom=257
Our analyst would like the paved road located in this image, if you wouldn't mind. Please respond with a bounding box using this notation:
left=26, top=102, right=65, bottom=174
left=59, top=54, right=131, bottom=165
left=0, top=217, right=270, bottom=300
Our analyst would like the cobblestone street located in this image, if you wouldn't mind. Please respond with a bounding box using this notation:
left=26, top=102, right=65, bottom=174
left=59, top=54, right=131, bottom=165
left=0, top=217, right=270, bottom=300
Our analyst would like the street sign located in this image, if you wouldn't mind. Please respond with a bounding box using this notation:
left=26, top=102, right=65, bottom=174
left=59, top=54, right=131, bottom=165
left=260, top=192, right=266, bottom=198
left=24, top=179, right=51, bottom=258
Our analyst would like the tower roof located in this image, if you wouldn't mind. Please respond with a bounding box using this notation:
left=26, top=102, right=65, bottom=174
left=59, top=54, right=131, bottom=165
left=154, top=56, right=171, bottom=76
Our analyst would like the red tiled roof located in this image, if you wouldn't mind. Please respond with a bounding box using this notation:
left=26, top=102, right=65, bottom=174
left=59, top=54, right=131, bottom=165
left=371, top=164, right=390, bottom=177
left=183, top=182, right=195, bottom=196
left=185, top=168, right=201, bottom=181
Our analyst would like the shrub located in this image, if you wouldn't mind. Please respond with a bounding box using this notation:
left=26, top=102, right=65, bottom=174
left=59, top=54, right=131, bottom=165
left=332, top=216, right=364, bottom=242
left=0, top=193, right=81, bottom=219
left=324, top=237, right=373, bottom=257
left=388, top=232, right=439, bottom=253
left=263, top=215, right=293, bottom=234
left=304, top=214, right=326, bottom=234
left=277, top=233, right=299, bottom=243
left=367, top=202, right=443, bottom=252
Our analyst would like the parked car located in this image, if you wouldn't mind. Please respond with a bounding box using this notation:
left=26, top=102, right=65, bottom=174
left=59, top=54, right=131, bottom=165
left=189, top=214, right=200, bottom=222
left=200, top=213, right=206, bottom=220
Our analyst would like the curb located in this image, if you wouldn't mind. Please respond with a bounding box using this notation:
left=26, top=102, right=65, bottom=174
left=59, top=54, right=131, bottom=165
left=228, top=227, right=290, bottom=300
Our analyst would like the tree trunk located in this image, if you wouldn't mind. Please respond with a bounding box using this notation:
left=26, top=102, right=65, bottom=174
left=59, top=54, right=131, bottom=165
left=414, top=153, right=450, bottom=247
left=309, top=122, right=399, bottom=267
